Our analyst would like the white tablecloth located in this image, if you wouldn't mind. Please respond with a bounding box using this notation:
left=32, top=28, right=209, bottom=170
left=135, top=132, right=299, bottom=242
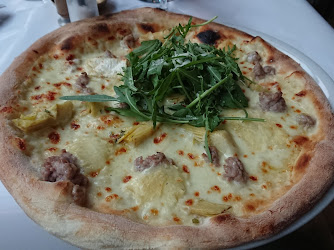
left=0, top=0, right=333, bottom=249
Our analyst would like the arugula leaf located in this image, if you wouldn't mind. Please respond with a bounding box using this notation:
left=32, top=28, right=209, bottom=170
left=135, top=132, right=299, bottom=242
left=61, top=16, right=264, bottom=162
left=60, top=94, right=118, bottom=102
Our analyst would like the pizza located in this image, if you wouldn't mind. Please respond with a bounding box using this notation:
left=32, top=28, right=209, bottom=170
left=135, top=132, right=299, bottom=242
left=0, top=8, right=333, bottom=249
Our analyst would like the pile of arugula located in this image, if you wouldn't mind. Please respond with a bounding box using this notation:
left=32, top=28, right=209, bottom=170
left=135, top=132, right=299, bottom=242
left=61, top=17, right=263, bottom=161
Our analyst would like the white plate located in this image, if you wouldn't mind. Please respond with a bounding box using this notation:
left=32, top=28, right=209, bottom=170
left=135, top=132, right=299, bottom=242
left=0, top=25, right=333, bottom=250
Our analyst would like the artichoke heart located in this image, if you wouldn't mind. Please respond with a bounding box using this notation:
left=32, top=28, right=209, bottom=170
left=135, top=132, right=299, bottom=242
left=13, top=101, right=73, bottom=132
left=189, top=199, right=231, bottom=216
left=118, top=121, right=160, bottom=146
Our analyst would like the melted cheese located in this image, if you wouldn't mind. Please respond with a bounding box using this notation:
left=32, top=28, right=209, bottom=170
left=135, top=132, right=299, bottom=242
left=13, top=35, right=318, bottom=226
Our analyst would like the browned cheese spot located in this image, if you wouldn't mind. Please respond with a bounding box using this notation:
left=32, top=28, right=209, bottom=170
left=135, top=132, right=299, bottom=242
left=293, top=135, right=309, bottom=146
left=138, top=23, right=156, bottom=33
left=295, top=153, right=312, bottom=173
left=212, top=214, right=234, bottom=224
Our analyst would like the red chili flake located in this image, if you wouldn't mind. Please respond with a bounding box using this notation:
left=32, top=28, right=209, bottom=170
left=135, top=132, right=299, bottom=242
left=194, top=191, right=200, bottom=197
left=295, top=109, right=301, bottom=113
left=105, top=160, right=110, bottom=165
left=194, top=162, right=201, bottom=167
left=53, top=82, right=71, bottom=89
left=187, top=153, right=195, bottom=160
left=100, top=115, right=122, bottom=126
left=0, top=106, right=13, bottom=113
left=71, top=121, right=80, bottom=130
left=66, top=54, right=75, bottom=61
left=242, top=71, right=247, bottom=75
left=46, top=91, right=57, bottom=101
left=178, top=150, right=184, bottom=156
left=133, top=121, right=139, bottom=125
left=108, top=133, right=120, bottom=144
left=243, top=154, right=248, bottom=158
left=32, top=66, right=37, bottom=72
left=115, top=147, right=127, bottom=156
left=48, top=131, right=60, bottom=144
left=150, top=209, right=159, bottom=215
left=105, top=187, right=112, bottom=192
left=89, top=170, right=100, bottom=178
left=223, top=193, right=233, bottom=202
left=97, top=125, right=105, bottom=130
left=234, top=196, right=242, bottom=201
left=211, top=185, right=221, bottom=193
left=249, top=176, right=258, bottom=181
left=31, top=94, right=43, bottom=100
left=182, top=165, right=190, bottom=173
left=131, top=206, right=139, bottom=211
left=38, top=63, right=43, bottom=69
left=34, top=86, right=40, bottom=90
left=123, top=175, right=132, bottom=183
left=262, top=185, right=267, bottom=189
left=185, top=199, right=193, bottom=206
left=173, top=216, right=181, bottom=222
left=101, top=84, right=105, bottom=90
left=221, top=120, right=227, bottom=125
left=97, top=192, right=102, bottom=197
left=15, top=138, right=26, bottom=151
left=153, top=133, right=167, bottom=144
left=276, top=123, right=282, bottom=128
left=295, top=90, right=306, bottom=97
left=290, top=125, right=297, bottom=129
left=77, top=67, right=83, bottom=71
left=105, top=194, right=119, bottom=202
left=53, top=54, right=59, bottom=59
left=47, top=147, right=58, bottom=152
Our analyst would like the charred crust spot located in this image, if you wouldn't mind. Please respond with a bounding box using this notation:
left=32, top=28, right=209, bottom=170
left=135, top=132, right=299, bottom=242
left=93, top=23, right=110, bottom=33
left=61, top=37, right=75, bottom=51
left=140, top=23, right=155, bottom=33
left=32, top=50, right=39, bottom=54
left=295, top=153, right=311, bottom=172
left=293, top=135, right=309, bottom=146
left=196, top=30, right=221, bottom=45
left=137, top=23, right=160, bottom=33
left=212, top=213, right=232, bottom=224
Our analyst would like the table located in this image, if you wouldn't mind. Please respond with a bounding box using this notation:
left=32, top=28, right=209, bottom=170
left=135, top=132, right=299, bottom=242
left=0, top=0, right=333, bottom=249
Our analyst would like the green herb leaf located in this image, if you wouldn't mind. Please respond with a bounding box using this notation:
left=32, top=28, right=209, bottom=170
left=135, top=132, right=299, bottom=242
left=61, top=16, right=264, bottom=163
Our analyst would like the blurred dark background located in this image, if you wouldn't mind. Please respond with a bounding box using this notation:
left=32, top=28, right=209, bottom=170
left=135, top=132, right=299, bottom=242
left=308, top=0, right=334, bottom=27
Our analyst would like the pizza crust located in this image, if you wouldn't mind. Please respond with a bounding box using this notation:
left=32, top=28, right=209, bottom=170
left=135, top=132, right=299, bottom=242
left=0, top=8, right=333, bottom=248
